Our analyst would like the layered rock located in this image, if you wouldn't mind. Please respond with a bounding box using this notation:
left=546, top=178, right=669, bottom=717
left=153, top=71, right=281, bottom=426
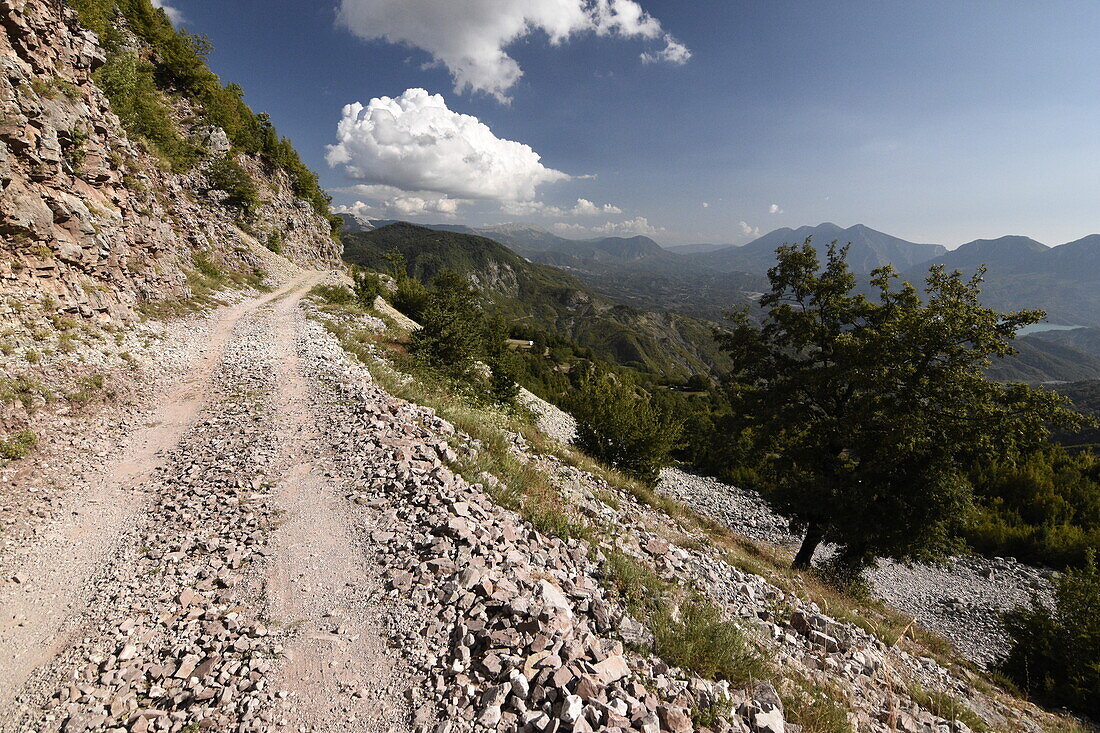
left=0, top=0, right=339, bottom=326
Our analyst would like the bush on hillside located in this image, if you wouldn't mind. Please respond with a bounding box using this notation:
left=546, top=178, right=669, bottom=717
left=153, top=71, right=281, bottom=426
left=95, top=49, right=199, bottom=170
left=391, top=278, right=430, bottom=322
left=484, top=318, right=521, bottom=404
left=1001, top=551, right=1100, bottom=717
left=71, top=0, right=333, bottom=219
left=965, top=445, right=1100, bottom=569
left=205, top=157, right=259, bottom=215
left=410, top=271, right=485, bottom=376
left=351, top=269, right=382, bottom=309
left=568, top=370, right=681, bottom=483
left=310, top=284, right=355, bottom=306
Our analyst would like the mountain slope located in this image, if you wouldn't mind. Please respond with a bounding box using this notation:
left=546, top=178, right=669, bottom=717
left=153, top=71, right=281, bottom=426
left=0, top=0, right=340, bottom=325
left=1029, top=327, right=1100, bottom=357
left=905, top=234, right=1100, bottom=326
left=911, top=236, right=1050, bottom=274
left=986, top=337, right=1100, bottom=383
left=342, top=223, right=732, bottom=378
left=692, top=223, right=947, bottom=274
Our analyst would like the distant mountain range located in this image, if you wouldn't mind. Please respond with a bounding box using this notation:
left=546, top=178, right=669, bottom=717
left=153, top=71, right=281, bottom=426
left=337, top=215, right=1100, bottom=384
left=901, top=234, right=1100, bottom=327
left=693, top=223, right=947, bottom=274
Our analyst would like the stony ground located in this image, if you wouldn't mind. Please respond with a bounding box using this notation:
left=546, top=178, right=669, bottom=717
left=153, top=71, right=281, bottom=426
left=0, top=274, right=1076, bottom=733
left=656, top=469, right=1057, bottom=668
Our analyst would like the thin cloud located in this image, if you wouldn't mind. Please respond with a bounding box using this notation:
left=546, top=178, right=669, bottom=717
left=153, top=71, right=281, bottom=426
left=640, top=34, right=691, bottom=65
left=552, top=216, right=662, bottom=237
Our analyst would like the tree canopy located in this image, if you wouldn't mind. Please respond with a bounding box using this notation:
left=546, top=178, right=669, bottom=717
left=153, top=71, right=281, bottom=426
left=717, top=240, right=1084, bottom=572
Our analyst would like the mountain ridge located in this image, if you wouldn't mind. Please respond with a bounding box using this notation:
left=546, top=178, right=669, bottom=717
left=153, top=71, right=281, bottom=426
left=341, top=222, right=733, bottom=378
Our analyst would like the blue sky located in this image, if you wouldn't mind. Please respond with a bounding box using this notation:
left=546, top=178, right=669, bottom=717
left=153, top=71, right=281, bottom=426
left=159, top=0, right=1100, bottom=247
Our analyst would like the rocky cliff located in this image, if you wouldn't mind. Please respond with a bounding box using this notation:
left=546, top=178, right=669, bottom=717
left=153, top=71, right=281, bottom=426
left=0, top=0, right=340, bottom=326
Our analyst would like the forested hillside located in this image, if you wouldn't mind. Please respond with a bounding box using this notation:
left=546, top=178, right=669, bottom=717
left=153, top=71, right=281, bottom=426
left=342, top=223, right=733, bottom=379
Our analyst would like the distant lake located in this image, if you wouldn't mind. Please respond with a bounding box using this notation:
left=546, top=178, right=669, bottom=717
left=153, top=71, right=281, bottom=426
left=1017, top=323, right=1082, bottom=336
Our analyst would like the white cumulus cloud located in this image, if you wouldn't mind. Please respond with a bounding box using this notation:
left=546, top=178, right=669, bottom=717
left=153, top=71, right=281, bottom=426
left=552, top=216, right=662, bottom=237
left=334, top=184, right=467, bottom=219
left=326, top=88, right=569, bottom=202
left=739, top=221, right=761, bottom=237
left=769, top=203, right=783, bottom=214
left=150, top=0, right=184, bottom=24
left=336, top=0, right=689, bottom=101
left=571, top=198, right=623, bottom=216
left=640, top=35, right=691, bottom=65
left=501, top=198, right=622, bottom=217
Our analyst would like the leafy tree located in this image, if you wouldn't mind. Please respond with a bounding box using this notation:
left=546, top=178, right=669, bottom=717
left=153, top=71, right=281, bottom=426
left=384, top=248, right=409, bottom=280
left=410, top=271, right=485, bottom=376
left=568, top=368, right=682, bottom=483
left=717, top=240, right=1083, bottom=573
left=1001, top=551, right=1100, bottom=717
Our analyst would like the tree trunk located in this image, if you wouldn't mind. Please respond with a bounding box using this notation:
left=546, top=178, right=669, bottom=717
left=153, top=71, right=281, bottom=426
left=792, top=523, right=823, bottom=570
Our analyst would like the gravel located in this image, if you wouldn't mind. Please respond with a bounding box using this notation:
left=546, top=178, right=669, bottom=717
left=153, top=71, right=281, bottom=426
left=657, top=467, right=1057, bottom=668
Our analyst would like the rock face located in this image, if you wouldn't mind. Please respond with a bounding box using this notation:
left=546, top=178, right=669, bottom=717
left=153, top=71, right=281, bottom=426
left=0, top=0, right=340, bottom=325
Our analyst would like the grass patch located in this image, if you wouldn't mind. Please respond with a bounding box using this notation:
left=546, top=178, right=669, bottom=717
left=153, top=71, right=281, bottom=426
left=908, top=684, right=990, bottom=732
left=65, top=374, right=107, bottom=408
left=781, top=681, right=853, bottom=733
left=310, top=283, right=356, bottom=306
left=652, top=595, right=773, bottom=683
left=0, top=376, right=51, bottom=410
left=0, top=430, right=38, bottom=461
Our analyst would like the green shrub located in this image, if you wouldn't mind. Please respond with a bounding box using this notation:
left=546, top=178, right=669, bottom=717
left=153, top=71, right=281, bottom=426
left=351, top=269, right=382, bottom=308
left=310, top=284, right=355, bottom=306
left=410, top=272, right=485, bottom=376
left=484, top=318, right=520, bottom=404
left=70, top=0, right=333, bottom=218
left=0, top=430, right=37, bottom=460
left=603, top=550, right=665, bottom=617
left=0, top=376, right=51, bottom=410
left=95, top=49, right=199, bottom=171
left=391, top=277, right=430, bottom=321
left=652, top=595, right=771, bottom=683
left=1001, top=551, right=1100, bottom=717
left=265, top=231, right=283, bottom=254
left=966, top=445, right=1100, bottom=569
left=205, top=157, right=259, bottom=215
left=187, top=252, right=226, bottom=291
left=568, top=370, right=681, bottom=483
